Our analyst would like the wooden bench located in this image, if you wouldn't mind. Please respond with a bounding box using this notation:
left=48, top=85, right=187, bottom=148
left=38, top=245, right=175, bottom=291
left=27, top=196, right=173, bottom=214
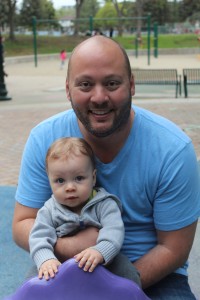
left=131, top=69, right=181, bottom=98
left=183, top=69, right=200, bottom=98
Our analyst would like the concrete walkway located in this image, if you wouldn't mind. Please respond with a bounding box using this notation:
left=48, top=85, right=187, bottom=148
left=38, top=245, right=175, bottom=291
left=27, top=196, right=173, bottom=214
left=0, top=53, right=200, bottom=299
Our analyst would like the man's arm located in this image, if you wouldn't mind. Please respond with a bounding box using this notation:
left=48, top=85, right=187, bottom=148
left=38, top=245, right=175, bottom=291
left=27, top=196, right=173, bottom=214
left=12, top=202, right=99, bottom=260
left=54, top=227, right=99, bottom=262
left=133, top=221, right=197, bottom=289
left=12, top=202, right=38, bottom=251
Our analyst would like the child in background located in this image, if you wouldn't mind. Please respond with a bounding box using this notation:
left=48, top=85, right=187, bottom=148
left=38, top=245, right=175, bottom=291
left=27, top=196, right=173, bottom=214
left=60, top=49, right=67, bottom=69
left=29, top=137, right=141, bottom=286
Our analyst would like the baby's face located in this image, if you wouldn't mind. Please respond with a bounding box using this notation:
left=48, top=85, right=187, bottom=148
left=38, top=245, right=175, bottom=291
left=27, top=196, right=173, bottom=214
left=48, top=154, right=96, bottom=213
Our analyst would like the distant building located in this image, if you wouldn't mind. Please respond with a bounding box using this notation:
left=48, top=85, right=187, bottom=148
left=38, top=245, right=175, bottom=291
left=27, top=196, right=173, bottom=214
left=59, top=16, right=75, bottom=35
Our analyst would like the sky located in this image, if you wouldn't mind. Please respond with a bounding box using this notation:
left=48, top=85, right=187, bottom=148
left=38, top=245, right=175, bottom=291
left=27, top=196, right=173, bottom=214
left=51, top=0, right=75, bottom=9
left=18, top=0, right=180, bottom=10
left=17, top=0, right=76, bottom=10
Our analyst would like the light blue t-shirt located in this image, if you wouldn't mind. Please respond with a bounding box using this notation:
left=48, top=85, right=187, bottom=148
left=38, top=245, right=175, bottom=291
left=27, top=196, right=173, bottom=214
left=16, top=106, right=200, bottom=276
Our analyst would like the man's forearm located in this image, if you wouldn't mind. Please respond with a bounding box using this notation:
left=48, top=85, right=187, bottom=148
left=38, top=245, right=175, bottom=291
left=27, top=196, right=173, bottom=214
left=12, top=202, right=39, bottom=252
left=54, top=227, right=99, bottom=262
left=12, top=219, right=35, bottom=252
left=133, top=244, right=186, bottom=289
left=134, top=222, right=197, bottom=289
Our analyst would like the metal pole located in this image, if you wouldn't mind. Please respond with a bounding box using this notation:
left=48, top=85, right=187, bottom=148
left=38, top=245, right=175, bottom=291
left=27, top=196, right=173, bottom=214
left=0, top=34, right=11, bottom=101
left=147, top=13, right=151, bottom=65
left=89, top=16, right=93, bottom=34
left=154, top=22, right=158, bottom=58
left=32, top=16, right=37, bottom=67
left=135, top=34, right=138, bottom=58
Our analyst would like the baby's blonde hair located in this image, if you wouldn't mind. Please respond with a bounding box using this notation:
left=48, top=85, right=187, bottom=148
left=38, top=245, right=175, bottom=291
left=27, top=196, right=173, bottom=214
left=46, top=137, right=96, bottom=172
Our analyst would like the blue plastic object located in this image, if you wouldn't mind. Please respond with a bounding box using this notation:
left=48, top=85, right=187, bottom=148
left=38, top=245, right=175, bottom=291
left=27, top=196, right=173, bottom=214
left=4, top=258, right=150, bottom=300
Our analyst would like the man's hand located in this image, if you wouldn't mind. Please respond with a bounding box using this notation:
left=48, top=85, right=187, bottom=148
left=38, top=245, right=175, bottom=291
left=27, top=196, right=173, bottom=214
left=75, top=248, right=104, bottom=272
left=39, top=259, right=61, bottom=280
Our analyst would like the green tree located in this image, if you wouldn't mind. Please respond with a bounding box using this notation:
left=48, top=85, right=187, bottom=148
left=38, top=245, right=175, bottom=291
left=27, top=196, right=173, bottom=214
left=135, top=0, right=148, bottom=40
left=179, top=0, right=200, bottom=22
left=56, top=6, right=75, bottom=19
left=111, top=0, right=127, bottom=36
left=95, top=2, right=118, bottom=33
left=80, top=0, right=99, bottom=18
left=0, top=0, right=17, bottom=41
left=167, top=0, right=180, bottom=23
left=0, top=0, right=9, bottom=31
left=143, top=0, right=169, bottom=25
left=74, top=0, right=84, bottom=34
left=44, top=0, right=56, bottom=20
left=78, top=0, right=99, bottom=33
left=187, top=11, right=200, bottom=23
left=20, top=0, right=56, bottom=28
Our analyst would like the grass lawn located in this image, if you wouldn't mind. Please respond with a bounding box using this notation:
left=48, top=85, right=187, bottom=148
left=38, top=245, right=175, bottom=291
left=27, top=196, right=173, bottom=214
left=3, top=33, right=200, bottom=57
left=115, top=34, right=200, bottom=49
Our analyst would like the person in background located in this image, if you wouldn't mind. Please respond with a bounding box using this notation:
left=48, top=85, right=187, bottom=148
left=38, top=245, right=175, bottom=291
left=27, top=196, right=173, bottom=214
left=13, top=35, right=200, bottom=299
left=60, top=49, right=67, bottom=70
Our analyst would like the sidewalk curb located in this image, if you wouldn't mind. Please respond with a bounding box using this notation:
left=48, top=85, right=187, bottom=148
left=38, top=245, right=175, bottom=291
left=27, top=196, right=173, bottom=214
left=5, top=47, right=200, bottom=65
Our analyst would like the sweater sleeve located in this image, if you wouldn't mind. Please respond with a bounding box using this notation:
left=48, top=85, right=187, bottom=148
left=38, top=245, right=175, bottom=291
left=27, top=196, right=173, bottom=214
left=29, top=202, right=58, bottom=270
left=91, top=198, right=124, bottom=264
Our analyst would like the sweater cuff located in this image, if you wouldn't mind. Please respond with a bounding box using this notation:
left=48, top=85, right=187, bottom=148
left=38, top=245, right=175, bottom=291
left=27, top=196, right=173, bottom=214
left=91, top=241, right=119, bottom=265
left=33, top=248, right=57, bottom=270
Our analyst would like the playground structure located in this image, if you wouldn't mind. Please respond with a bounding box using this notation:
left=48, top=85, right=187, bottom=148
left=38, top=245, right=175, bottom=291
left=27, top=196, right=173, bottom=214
left=32, top=15, right=159, bottom=67
left=4, top=258, right=150, bottom=300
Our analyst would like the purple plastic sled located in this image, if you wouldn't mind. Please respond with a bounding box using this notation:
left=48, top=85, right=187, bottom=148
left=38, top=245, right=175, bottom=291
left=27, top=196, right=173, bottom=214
left=5, top=258, right=150, bottom=300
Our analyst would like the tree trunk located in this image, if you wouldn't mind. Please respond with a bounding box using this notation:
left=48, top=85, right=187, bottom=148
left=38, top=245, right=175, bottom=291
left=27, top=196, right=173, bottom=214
left=136, top=0, right=142, bottom=38
left=136, top=0, right=147, bottom=46
left=74, top=0, right=84, bottom=36
left=8, top=0, right=16, bottom=41
left=112, top=0, right=124, bottom=37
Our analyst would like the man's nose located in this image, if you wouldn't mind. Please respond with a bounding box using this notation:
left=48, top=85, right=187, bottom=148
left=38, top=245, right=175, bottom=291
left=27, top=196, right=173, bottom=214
left=90, top=86, right=109, bottom=104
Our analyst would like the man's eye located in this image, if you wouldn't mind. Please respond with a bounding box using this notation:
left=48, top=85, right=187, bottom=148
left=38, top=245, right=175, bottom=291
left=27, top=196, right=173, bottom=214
left=81, top=82, right=89, bottom=87
left=56, top=178, right=64, bottom=184
left=75, top=176, right=84, bottom=182
left=106, top=81, right=120, bottom=90
left=79, top=82, right=91, bottom=90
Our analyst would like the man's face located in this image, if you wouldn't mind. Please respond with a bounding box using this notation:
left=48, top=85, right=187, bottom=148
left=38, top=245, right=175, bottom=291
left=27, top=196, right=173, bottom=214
left=66, top=39, right=135, bottom=138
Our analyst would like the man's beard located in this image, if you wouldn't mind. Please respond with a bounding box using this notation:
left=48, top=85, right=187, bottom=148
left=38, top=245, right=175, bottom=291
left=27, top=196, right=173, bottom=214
left=70, top=95, right=132, bottom=138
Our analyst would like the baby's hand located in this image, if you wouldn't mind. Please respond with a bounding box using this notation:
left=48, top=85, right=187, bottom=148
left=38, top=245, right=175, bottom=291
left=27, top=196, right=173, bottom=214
left=74, top=248, right=104, bottom=272
left=39, top=259, right=61, bottom=280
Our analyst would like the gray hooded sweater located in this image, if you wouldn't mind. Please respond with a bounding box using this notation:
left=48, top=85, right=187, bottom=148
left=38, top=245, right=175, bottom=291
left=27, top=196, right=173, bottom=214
left=29, top=187, right=124, bottom=270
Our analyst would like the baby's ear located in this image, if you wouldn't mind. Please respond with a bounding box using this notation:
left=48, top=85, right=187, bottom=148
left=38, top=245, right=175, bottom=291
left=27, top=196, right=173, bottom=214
left=93, top=169, right=97, bottom=186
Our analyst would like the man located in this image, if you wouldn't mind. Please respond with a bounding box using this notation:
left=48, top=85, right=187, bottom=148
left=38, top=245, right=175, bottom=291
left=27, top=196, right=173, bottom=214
left=13, top=36, right=200, bottom=299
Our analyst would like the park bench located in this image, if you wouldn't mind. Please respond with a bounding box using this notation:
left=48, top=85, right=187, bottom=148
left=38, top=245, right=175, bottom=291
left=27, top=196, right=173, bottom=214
left=183, top=68, right=200, bottom=98
left=131, top=69, right=181, bottom=98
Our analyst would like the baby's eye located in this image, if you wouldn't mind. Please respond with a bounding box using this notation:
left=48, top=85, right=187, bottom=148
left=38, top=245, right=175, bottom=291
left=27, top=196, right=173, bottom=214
left=75, top=176, right=84, bottom=182
left=56, top=178, right=64, bottom=184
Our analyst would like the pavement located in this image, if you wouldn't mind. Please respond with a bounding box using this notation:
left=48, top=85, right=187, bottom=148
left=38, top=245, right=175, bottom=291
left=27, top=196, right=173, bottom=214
left=0, top=53, right=200, bottom=299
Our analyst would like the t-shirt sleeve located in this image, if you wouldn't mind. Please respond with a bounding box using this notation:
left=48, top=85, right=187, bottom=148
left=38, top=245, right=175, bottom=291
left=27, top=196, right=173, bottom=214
left=15, top=110, right=80, bottom=208
left=15, top=130, right=52, bottom=208
left=154, top=142, right=200, bottom=231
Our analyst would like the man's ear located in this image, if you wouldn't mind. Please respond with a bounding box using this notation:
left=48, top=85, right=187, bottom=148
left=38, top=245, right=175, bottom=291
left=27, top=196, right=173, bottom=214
left=130, top=73, right=135, bottom=96
left=66, top=80, right=71, bottom=101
